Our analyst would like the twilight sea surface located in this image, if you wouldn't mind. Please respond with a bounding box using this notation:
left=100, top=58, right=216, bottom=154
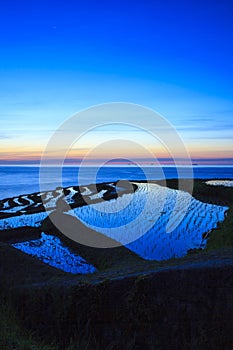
left=0, top=166, right=233, bottom=200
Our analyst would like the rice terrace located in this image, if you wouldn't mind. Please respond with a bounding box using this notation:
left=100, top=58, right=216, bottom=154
left=1, top=0, right=233, bottom=349
left=0, top=175, right=233, bottom=349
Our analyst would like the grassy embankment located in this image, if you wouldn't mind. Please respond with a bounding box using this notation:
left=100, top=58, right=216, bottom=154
left=0, top=302, right=55, bottom=350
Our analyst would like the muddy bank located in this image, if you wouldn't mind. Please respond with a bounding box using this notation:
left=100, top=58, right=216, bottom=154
left=0, top=226, right=41, bottom=243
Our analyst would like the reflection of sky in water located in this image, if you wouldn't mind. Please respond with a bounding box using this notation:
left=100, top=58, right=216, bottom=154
left=206, top=180, right=233, bottom=187
left=0, top=212, right=50, bottom=230
left=72, top=183, right=228, bottom=260
left=12, top=233, right=96, bottom=274
left=2, top=181, right=229, bottom=264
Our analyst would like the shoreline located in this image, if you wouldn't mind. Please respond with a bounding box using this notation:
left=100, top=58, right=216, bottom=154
left=1, top=165, right=233, bottom=201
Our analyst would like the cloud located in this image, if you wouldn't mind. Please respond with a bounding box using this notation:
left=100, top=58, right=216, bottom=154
left=0, top=134, right=12, bottom=139
left=190, top=135, right=233, bottom=140
left=177, top=124, right=233, bottom=133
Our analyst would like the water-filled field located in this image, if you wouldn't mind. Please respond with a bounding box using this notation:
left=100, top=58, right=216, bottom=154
left=206, top=180, right=233, bottom=187
left=12, top=233, right=96, bottom=274
left=0, top=181, right=228, bottom=272
left=72, top=183, right=228, bottom=260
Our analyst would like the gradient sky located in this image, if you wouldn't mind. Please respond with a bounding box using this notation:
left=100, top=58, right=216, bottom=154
left=0, top=0, right=233, bottom=165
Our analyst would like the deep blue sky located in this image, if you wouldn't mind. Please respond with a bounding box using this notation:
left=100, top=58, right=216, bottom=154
left=0, top=0, right=233, bottom=164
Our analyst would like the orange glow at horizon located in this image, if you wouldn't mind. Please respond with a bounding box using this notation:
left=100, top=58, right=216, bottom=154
left=1, top=145, right=232, bottom=164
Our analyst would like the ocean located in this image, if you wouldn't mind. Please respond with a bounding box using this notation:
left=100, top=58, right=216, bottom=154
left=0, top=166, right=233, bottom=200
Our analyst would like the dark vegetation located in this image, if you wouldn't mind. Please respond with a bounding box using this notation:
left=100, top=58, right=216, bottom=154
left=0, top=179, right=233, bottom=349
left=0, top=301, right=54, bottom=350
left=1, top=248, right=233, bottom=350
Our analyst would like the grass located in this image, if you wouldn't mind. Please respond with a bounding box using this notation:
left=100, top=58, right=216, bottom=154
left=191, top=180, right=233, bottom=250
left=0, top=302, right=55, bottom=350
left=0, top=300, right=97, bottom=350
left=206, top=205, right=233, bottom=250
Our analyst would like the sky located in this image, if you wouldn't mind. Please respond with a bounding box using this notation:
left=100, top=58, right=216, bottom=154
left=0, top=0, right=233, bottom=165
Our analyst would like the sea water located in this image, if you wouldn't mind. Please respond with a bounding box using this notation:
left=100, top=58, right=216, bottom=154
left=0, top=166, right=233, bottom=200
